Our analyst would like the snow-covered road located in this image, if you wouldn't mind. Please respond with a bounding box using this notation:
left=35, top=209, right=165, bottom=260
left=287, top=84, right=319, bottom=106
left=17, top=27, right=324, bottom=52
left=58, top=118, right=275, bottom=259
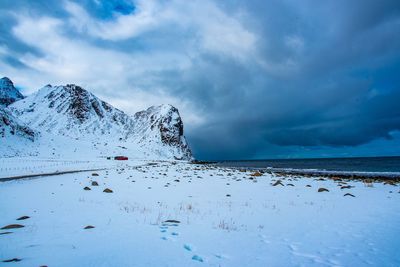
left=0, top=158, right=145, bottom=180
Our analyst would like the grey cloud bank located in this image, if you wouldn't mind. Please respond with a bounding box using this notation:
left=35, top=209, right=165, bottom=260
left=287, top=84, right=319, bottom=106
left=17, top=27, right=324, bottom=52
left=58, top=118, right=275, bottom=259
left=1, top=0, right=399, bottom=159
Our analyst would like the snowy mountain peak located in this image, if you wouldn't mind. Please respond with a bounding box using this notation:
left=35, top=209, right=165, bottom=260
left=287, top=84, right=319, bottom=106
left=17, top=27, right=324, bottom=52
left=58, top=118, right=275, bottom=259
left=1, top=76, right=12, bottom=84
left=46, top=84, right=118, bottom=123
left=10, top=83, right=134, bottom=138
left=134, top=104, right=192, bottom=160
left=0, top=77, right=24, bottom=106
left=8, top=82, right=193, bottom=160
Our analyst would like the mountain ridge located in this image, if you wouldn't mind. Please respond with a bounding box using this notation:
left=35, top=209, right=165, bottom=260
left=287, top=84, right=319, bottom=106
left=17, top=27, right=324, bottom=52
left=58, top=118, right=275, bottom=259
left=1, top=78, right=193, bottom=160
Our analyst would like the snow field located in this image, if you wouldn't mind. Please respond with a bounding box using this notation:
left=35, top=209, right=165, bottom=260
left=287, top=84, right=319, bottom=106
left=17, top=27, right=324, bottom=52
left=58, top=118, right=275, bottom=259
left=0, top=162, right=399, bottom=266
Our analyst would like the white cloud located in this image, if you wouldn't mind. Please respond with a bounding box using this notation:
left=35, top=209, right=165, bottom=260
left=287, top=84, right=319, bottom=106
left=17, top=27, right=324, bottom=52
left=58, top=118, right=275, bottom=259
left=64, top=0, right=257, bottom=61
left=5, top=10, right=208, bottom=127
left=3, top=0, right=259, bottom=126
left=65, top=0, right=161, bottom=40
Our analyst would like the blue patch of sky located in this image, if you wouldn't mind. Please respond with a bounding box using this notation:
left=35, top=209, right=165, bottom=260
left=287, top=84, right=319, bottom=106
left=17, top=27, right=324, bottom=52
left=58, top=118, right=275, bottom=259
left=81, top=0, right=136, bottom=20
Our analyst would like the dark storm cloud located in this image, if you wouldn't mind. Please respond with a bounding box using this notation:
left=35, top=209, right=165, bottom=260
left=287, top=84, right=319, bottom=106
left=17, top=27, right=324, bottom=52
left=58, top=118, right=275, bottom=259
left=0, top=0, right=399, bottom=159
left=178, top=0, right=400, bottom=159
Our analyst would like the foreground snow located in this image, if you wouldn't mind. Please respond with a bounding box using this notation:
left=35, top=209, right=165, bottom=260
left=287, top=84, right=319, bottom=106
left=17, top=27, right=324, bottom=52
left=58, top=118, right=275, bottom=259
left=0, top=161, right=399, bottom=266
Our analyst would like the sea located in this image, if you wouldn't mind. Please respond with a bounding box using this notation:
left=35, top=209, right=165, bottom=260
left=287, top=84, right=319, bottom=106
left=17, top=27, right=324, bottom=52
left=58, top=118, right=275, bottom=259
left=216, top=156, right=400, bottom=177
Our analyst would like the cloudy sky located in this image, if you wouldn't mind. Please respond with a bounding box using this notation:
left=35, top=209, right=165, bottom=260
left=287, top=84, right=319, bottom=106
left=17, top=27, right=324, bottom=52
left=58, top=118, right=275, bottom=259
left=1, top=0, right=400, bottom=160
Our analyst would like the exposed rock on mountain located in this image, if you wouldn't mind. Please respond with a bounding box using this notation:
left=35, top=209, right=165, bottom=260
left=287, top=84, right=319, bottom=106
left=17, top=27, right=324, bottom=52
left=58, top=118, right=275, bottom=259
left=10, top=84, right=135, bottom=138
left=0, top=108, right=35, bottom=141
left=5, top=80, right=192, bottom=160
left=134, top=104, right=192, bottom=160
left=0, top=77, right=24, bottom=106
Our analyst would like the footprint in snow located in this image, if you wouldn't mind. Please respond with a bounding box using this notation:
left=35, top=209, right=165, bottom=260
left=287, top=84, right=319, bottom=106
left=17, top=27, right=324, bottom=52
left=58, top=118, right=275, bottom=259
left=183, top=244, right=205, bottom=262
left=288, top=244, right=298, bottom=252
left=159, top=225, right=179, bottom=241
left=259, top=234, right=271, bottom=244
left=214, top=253, right=229, bottom=260
left=192, top=255, right=204, bottom=262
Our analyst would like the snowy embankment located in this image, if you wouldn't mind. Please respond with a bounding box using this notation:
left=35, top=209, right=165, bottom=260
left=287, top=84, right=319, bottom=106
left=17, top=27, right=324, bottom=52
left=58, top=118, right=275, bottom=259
left=0, top=162, right=399, bottom=266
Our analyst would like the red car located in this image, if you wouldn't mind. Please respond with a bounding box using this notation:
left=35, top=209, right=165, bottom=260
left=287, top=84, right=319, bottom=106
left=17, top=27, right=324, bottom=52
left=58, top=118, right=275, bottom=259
left=114, top=156, right=128, bottom=160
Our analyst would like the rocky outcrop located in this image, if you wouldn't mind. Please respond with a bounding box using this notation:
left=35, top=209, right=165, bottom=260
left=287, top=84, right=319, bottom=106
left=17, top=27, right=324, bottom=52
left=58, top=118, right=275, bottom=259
left=134, top=104, right=192, bottom=160
left=0, top=77, right=24, bottom=106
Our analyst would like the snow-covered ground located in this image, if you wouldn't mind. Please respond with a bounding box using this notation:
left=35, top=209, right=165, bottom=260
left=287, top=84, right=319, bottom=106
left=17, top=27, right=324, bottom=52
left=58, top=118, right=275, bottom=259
left=1, top=161, right=399, bottom=266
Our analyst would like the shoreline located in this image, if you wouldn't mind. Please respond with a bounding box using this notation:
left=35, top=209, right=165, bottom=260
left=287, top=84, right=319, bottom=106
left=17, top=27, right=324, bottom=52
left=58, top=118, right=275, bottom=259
left=270, top=168, right=400, bottom=180
left=205, top=163, right=400, bottom=181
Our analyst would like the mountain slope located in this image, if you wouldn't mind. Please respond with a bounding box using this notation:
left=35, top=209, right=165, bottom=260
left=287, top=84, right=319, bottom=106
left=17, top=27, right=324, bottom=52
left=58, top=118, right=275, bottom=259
left=0, top=108, right=38, bottom=157
left=10, top=84, right=135, bottom=139
left=0, top=77, right=24, bottom=106
left=0, top=108, right=35, bottom=141
left=8, top=83, right=193, bottom=160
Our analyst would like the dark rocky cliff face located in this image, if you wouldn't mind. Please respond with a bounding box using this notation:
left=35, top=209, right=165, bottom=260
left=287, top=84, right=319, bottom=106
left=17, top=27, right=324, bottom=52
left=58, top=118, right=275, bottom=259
left=134, top=104, right=193, bottom=160
left=157, top=106, right=184, bottom=145
left=0, top=77, right=24, bottom=106
left=47, top=84, right=113, bottom=123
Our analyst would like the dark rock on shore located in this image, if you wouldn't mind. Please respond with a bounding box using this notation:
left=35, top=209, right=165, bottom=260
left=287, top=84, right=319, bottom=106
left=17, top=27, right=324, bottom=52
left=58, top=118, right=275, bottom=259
left=1, top=224, right=24, bottom=230
left=16, top=216, right=30, bottom=220
left=3, top=258, right=22, bottom=263
left=272, top=180, right=284, bottom=186
left=318, top=188, right=329, bottom=192
left=341, top=185, right=353, bottom=189
left=164, top=220, right=180, bottom=223
left=0, top=231, right=13, bottom=235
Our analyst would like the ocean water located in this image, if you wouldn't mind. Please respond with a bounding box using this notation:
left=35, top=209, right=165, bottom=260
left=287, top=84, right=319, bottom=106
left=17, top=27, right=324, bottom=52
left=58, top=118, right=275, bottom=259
left=216, top=156, right=400, bottom=174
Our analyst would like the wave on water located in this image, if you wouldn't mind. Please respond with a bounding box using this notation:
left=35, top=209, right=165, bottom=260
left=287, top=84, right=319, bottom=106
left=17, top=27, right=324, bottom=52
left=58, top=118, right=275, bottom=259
left=216, top=156, right=400, bottom=179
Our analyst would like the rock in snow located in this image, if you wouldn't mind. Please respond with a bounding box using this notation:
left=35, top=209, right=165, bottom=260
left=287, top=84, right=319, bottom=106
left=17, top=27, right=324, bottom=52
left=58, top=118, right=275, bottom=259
left=1, top=78, right=192, bottom=160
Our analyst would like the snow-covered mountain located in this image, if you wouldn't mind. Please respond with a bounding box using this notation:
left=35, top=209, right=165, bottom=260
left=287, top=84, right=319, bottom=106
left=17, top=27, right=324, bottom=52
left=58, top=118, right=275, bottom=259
left=10, top=84, right=136, bottom=139
left=0, top=77, right=24, bottom=106
left=2, top=79, right=193, bottom=160
left=134, top=104, right=192, bottom=160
